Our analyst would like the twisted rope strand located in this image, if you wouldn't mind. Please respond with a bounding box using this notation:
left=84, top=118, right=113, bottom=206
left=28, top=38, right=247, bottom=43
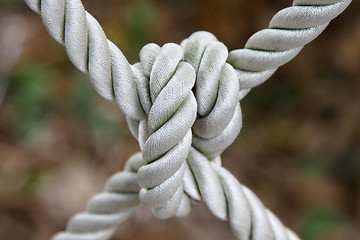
left=23, top=0, right=352, bottom=239
left=185, top=148, right=301, bottom=240
left=52, top=153, right=144, bottom=240
left=228, top=0, right=352, bottom=92
left=30, top=0, right=115, bottom=100
left=123, top=43, right=198, bottom=219
left=54, top=150, right=301, bottom=240
left=182, top=32, right=242, bottom=158
left=24, top=0, right=352, bottom=102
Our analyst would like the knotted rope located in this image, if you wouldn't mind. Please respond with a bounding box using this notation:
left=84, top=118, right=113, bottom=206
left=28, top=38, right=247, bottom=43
left=23, top=0, right=352, bottom=239
left=53, top=151, right=301, bottom=240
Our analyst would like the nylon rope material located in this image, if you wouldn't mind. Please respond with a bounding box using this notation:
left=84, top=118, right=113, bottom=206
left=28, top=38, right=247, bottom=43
left=23, top=0, right=352, bottom=239
left=53, top=151, right=301, bottom=240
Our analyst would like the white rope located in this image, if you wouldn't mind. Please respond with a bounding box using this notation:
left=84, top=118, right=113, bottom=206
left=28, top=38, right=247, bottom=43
left=23, top=0, right=352, bottom=239
left=181, top=32, right=242, bottom=158
left=228, top=0, right=352, bottom=92
left=53, top=151, right=301, bottom=240
left=52, top=153, right=143, bottom=240
left=23, top=0, right=352, bottom=101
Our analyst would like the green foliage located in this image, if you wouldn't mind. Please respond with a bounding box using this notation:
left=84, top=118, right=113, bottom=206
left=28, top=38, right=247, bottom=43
left=0, top=0, right=23, bottom=6
left=7, top=65, right=54, bottom=140
left=125, top=0, right=155, bottom=59
left=20, top=167, right=44, bottom=197
left=300, top=208, right=349, bottom=240
left=66, top=73, right=121, bottom=142
left=245, top=79, right=300, bottom=114
left=297, top=154, right=328, bottom=180
left=67, top=74, right=95, bottom=119
left=67, top=78, right=119, bottom=141
left=6, top=65, right=121, bottom=144
left=330, top=150, right=360, bottom=185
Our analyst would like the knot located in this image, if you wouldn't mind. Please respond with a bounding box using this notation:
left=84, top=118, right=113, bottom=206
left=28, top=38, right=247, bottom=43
left=111, top=32, right=242, bottom=219
left=136, top=43, right=197, bottom=219
left=182, top=32, right=242, bottom=158
left=27, top=0, right=352, bottom=237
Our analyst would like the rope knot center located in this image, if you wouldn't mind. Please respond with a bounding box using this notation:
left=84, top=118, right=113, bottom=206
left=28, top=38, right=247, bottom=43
left=115, top=32, right=243, bottom=219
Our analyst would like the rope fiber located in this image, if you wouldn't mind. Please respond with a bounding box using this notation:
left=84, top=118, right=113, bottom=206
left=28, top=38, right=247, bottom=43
left=23, top=0, right=352, bottom=239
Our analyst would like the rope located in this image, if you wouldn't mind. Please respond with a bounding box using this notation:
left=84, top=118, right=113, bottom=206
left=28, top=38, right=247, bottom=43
left=228, top=0, right=352, bottom=92
left=23, top=0, right=352, bottom=239
left=53, top=151, right=301, bottom=240
left=52, top=153, right=143, bottom=240
left=24, top=0, right=352, bottom=100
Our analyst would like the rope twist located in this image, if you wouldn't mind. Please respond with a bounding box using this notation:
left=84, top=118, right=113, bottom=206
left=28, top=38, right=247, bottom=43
left=23, top=0, right=352, bottom=239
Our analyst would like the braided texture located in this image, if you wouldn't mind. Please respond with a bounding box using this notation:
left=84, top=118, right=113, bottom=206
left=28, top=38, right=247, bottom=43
left=23, top=0, right=352, bottom=239
left=24, top=0, right=351, bottom=101
left=53, top=151, right=301, bottom=240
left=52, top=154, right=143, bottom=240
left=228, top=0, right=352, bottom=92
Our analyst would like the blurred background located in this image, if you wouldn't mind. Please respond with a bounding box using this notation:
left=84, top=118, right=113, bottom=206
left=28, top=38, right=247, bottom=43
left=0, top=0, right=360, bottom=239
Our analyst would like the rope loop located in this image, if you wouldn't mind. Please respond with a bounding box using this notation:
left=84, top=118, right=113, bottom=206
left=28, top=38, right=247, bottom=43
left=121, top=43, right=197, bottom=218
left=182, top=32, right=242, bottom=158
left=114, top=36, right=244, bottom=217
left=23, top=0, right=353, bottom=239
